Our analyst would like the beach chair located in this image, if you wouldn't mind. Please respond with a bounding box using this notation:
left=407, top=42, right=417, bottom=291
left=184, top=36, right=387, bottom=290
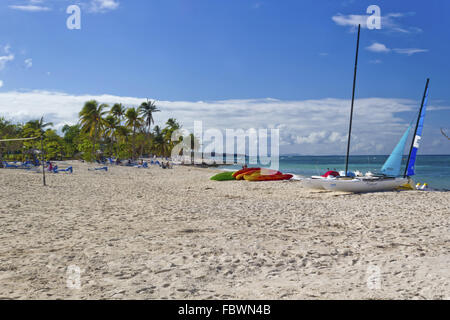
left=125, top=160, right=136, bottom=167
left=88, top=166, right=108, bottom=172
left=2, top=161, right=19, bottom=169
left=19, top=161, right=34, bottom=169
left=53, top=166, right=73, bottom=174
left=134, top=162, right=148, bottom=168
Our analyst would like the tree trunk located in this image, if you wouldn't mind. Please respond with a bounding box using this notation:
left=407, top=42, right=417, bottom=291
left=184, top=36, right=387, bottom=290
left=146, top=124, right=151, bottom=157
left=92, top=124, right=98, bottom=161
left=132, top=125, right=136, bottom=160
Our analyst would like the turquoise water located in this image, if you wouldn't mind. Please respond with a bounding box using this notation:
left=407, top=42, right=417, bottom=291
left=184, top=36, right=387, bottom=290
left=219, top=155, right=450, bottom=190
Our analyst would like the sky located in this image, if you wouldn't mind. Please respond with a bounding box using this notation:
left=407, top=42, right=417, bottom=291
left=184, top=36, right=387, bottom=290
left=0, top=0, right=449, bottom=155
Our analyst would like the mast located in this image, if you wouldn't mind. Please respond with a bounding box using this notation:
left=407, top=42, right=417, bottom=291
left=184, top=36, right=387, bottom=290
left=403, top=78, right=430, bottom=178
left=344, top=24, right=361, bottom=176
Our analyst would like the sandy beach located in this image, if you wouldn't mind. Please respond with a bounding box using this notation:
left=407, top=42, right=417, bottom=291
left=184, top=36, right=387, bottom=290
left=0, top=162, right=449, bottom=300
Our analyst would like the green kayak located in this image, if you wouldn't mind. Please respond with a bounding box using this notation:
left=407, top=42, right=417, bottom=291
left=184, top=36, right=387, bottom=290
left=210, top=171, right=236, bottom=181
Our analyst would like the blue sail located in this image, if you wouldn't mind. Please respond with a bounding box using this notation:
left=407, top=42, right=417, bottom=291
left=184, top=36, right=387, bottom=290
left=406, top=87, right=429, bottom=176
left=381, top=125, right=411, bottom=176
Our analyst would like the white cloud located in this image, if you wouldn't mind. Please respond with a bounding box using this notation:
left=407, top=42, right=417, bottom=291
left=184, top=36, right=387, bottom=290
left=25, top=58, right=33, bottom=69
left=0, top=45, right=15, bottom=70
left=332, top=12, right=422, bottom=34
left=296, top=131, right=328, bottom=144
left=393, top=48, right=429, bottom=56
left=366, top=43, right=390, bottom=53
left=328, top=131, right=347, bottom=143
left=0, top=80, right=3, bottom=88
left=0, top=90, right=442, bottom=155
left=365, top=43, right=428, bottom=56
left=0, top=54, right=15, bottom=70
left=369, top=59, right=382, bottom=64
left=332, top=14, right=367, bottom=29
left=296, top=131, right=346, bottom=145
left=89, top=0, right=120, bottom=13
left=9, top=5, right=51, bottom=12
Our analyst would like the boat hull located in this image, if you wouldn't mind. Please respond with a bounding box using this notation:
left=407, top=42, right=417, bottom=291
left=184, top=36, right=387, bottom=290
left=321, top=177, right=408, bottom=193
left=302, top=177, right=336, bottom=190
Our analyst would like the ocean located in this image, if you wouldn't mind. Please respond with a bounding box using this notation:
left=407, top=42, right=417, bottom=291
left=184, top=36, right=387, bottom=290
left=219, top=155, right=450, bottom=190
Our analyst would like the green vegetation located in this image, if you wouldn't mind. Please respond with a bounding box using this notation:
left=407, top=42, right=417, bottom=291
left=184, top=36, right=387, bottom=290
left=0, top=100, right=195, bottom=162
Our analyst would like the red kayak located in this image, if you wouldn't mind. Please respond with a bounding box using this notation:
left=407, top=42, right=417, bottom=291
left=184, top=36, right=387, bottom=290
left=244, top=173, right=293, bottom=181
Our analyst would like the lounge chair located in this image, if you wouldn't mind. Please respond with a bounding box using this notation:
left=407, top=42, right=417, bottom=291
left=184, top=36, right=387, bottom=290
left=19, top=161, right=34, bottom=169
left=88, top=166, right=108, bottom=172
left=2, top=161, right=19, bottom=169
left=134, top=162, right=148, bottom=168
left=53, top=166, right=73, bottom=174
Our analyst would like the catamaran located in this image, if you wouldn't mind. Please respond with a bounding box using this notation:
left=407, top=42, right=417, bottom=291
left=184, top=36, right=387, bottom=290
left=302, top=24, right=430, bottom=192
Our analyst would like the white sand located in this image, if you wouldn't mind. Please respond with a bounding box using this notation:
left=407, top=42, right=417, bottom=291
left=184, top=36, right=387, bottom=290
left=0, top=161, right=449, bottom=299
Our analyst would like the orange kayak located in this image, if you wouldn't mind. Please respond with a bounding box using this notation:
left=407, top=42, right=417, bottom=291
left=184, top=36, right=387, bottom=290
left=236, top=168, right=260, bottom=180
left=232, top=167, right=260, bottom=178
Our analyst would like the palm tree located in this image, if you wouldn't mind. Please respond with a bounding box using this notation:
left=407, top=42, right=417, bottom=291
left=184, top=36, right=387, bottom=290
left=79, top=100, right=107, bottom=160
left=151, top=125, right=167, bottom=156
left=125, top=107, right=143, bottom=159
left=116, top=125, right=130, bottom=155
left=165, top=118, right=180, bottom=131
left=115, top=125, right=130, bottom=142
left=104, top=115, right=120, bottom=156
left=110, top=103, right=126, bottom=124
left=26, top=116, right=53, bottom=134
left=163, top=118, right=181, bottom=154
left=139, top=99, right=160, bottom=135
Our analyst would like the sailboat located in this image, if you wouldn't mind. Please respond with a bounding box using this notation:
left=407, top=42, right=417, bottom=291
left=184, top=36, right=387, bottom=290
left=304, top=78, right=430, bottom=193
left=302, top=25, right=431, bottom=192
left=323, top=78, right=430, bottom=192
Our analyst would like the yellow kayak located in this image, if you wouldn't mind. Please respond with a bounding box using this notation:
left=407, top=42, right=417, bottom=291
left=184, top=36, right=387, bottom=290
left=243, top=171, right=261, bottom=181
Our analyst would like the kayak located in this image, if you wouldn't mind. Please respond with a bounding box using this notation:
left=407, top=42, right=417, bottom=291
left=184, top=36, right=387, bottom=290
left=235, top=168, right=260, bottom=180
left=244, top=173, right=293, bottom=181
left=237, top=168, right=282, bottom=180
left=210, top=171, right=236, bottom=181
left=232, top=167, right=260, bottom=178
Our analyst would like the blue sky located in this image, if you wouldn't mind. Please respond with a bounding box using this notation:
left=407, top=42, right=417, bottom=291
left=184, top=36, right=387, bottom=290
left=0, top=0, right=449, bottom=155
